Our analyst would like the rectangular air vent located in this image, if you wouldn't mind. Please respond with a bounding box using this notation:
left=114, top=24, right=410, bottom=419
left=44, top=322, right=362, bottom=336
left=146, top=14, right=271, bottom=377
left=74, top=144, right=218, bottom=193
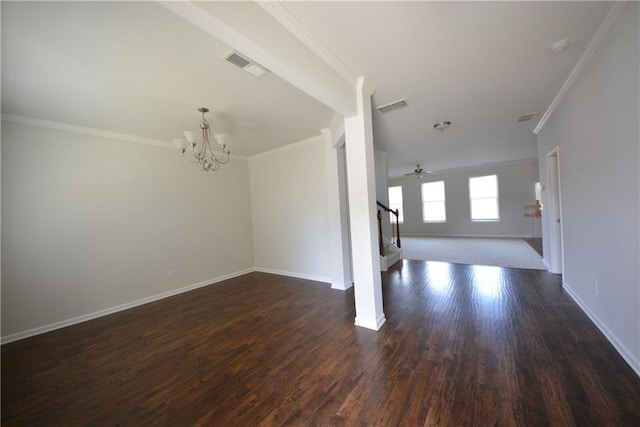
left=517, top=112, right=537, bottom=123
left=223, top=50, right=268, bottom=78
left=225, top=52, right=251, bottom=68
left=377, top=98, right=408, bottom=113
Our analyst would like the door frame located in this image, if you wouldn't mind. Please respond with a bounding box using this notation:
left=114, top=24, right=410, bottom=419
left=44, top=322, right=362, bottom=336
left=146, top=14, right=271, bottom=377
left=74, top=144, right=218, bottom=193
left=545, top=147, right=564, bottom=275
left=529, top=178, right=542, bottom=238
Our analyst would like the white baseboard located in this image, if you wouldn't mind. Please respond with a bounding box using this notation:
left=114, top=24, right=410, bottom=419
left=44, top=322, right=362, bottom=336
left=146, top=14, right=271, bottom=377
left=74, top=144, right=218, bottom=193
left=331, top=281, right=353, bottom=291
left=563, top=282, right=640, bottom=378
left=402, top=233, right=531, bottom=239
left=379, top=255, right=389, bottom=272
left=1, top=268, right=255, bottom=345
left=355, top=313, right=387, bottom=331
left=253, top=267, right=330, bottom=285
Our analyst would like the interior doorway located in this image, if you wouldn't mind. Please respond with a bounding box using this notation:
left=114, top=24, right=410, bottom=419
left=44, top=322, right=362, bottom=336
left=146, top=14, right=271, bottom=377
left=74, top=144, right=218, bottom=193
left=524, top=179, right=544, bottom=257
left=545, top=148, right=564, bottom=275
left=339, top=143, right=354, bottom=285
left=530, top=179, right=543, bottom=238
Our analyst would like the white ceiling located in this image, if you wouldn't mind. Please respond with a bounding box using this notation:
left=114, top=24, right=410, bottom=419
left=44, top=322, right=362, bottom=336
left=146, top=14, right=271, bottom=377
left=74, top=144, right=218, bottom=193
left=282, top=1, right=612, bottom=177
left=2, top=1, right=612, bottom=175
left=0, top=1, right=334, bottom=157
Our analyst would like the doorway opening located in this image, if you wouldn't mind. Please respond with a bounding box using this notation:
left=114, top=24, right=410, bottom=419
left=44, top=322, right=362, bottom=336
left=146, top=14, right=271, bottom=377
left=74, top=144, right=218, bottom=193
left=524, top=179, right=543, bottom=257
left=545, top=148, right=564, bottom=275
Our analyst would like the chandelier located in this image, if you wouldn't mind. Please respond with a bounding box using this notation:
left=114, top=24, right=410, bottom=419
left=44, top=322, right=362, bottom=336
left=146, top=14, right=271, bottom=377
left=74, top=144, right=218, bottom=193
left=172, top=107, right=231, bottom=172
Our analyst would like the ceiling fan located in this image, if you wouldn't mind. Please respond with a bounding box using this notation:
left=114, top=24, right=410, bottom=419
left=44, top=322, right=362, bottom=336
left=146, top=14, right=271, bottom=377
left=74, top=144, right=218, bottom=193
left=403, top=164, right=439, bottom=179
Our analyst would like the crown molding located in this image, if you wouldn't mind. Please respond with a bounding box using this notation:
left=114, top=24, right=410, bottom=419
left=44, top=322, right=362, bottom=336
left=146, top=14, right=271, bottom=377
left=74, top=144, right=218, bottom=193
left=248, top=133, right=324, bottom=160
left=256, top=1, right=360, bottom=90
left=534, top=1, right=627, bottom=135
left=2, top=114, right=173, bottom=148
left=321, top=112, right=346, bottom=149
left=1, top=114, right=247, bottom=159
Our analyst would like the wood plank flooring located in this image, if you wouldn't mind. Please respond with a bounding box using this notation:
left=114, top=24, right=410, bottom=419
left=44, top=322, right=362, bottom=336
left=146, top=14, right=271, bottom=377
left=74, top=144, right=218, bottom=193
left=523, top=238, right=543, bottom=257
left=2, top=261, right=640, bottom=425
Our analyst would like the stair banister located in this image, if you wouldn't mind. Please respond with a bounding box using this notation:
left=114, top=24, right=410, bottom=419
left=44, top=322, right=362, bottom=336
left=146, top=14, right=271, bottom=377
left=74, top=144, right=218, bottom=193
left=376, top=201, right=401, bottom=249
left=377, top=210, right=385, bottom=257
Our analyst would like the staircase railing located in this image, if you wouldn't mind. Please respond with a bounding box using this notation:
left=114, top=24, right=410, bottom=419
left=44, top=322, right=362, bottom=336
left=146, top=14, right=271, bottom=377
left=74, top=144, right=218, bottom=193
left=376, top=201, right=401, bottom=257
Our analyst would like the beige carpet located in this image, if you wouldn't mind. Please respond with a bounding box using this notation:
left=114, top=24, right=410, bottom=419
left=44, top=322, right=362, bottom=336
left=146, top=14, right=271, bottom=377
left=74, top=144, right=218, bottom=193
left=401, top=236, right=548, bottom=270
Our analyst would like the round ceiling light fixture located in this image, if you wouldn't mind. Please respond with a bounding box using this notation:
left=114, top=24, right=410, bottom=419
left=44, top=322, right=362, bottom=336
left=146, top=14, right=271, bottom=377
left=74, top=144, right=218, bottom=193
left=433, top=121, right=451, bottom=132
left=550, top=39, right=570, bottom=55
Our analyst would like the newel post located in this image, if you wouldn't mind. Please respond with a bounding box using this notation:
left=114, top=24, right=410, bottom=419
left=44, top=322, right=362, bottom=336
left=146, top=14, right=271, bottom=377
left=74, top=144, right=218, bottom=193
left=377, top=210, right=384, bottom=257
left=395, top=209, right=401, bottom=248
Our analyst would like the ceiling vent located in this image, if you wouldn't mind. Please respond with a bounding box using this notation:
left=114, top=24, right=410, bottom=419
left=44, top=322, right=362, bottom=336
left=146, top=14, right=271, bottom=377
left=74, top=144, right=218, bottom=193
left=223, top=50, right=269, bottom=78
left=517, top=112, right=537, bottom=123
left=376, top=98, right=407, bottom=113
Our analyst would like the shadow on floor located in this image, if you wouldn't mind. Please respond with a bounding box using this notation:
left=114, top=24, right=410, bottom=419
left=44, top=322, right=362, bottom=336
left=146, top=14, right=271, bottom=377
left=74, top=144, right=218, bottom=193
left=523, top=237, right=543, bottom=257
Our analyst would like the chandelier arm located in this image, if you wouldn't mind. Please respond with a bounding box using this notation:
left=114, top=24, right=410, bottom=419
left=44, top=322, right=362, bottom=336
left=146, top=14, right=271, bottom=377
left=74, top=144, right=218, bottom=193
left=174, top=107, right=231, bottom=173
left=204, top=139, right=216, bottom=162
left=216, top=153, right=230, bottom=164
left=181, top=150, right=199, bottom=164
left=202, top=127, right=216, bottom=163
left=192, top=147, right=202, bottom=160
left=209, top=145, right=230, bottom=164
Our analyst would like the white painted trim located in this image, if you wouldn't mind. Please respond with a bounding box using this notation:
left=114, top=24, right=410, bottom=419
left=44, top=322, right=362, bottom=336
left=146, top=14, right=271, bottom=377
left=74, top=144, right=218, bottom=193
left=545, top=147, right=565, bottom=275
left=321, top=124, right=345, bottom=150
left=2, top=114, right=171, bottom=148
left=402, top=233, right=532, bottom=239
left=534, top=1, right=627, bottom=134
left=253, top=267, right=330, bottom=284
left=160, top=1, right=356, bottom=116
left=326, top=113, right=346, bottom=149
left=355, top=313, right=386, bottom=331
left=324, top=128, right=353, bottom=292
left=379, top=255, right=389, bottom=272
left=331, top=282, right=353, bottom=291
left=1, top=114, right=248, bottom=159
left=256, top=1, right=358, bottom=87
left=0, top=268, right=256, bottom=345
left=248, top=133, right=322, bottom=160
left=563, top=282, right=640, bottom=378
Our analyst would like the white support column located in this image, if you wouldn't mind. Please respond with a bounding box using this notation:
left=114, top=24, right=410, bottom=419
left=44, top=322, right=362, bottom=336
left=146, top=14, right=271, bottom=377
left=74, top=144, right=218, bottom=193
left=322, top=126, right=352, bottom=290
left=344, top=77, right=386, bottom=331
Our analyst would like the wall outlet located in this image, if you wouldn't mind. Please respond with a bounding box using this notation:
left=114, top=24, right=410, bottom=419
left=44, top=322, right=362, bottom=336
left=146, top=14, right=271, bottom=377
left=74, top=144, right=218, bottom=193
left=168, top=270, right=175, bottom=279
left=593, top=280, right=598, bottom=295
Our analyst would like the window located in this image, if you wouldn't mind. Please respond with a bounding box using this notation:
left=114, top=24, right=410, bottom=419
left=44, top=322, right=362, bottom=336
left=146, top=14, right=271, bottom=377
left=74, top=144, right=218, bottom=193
left=469, top=175, right=499, bottom=221
left=387, top=186, right=404, bottom=223
left=421, top=181, right=446, bottom=222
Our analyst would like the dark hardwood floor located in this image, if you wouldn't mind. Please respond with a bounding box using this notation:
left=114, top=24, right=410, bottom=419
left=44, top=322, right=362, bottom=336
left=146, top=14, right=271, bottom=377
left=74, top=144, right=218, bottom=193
left=523, top=237, right=543, bottom=257
left=2, top=261, right=639, bottom=425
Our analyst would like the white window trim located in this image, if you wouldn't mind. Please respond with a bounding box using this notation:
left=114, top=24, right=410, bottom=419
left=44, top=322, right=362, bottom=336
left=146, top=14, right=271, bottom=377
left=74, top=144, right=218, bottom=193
left=421, top=181, right=447, bottom=223
left=469, top=175, right=500, bottom=222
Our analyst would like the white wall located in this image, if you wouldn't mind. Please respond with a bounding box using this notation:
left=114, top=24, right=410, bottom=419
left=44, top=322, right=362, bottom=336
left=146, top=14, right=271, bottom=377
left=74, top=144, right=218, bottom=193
left=374, top=148, right=392, bottom=240
left=389, top=159, right=539, bottom=238
left=1, top=119, right=255, bottom=339
left=537, top=2, right=639, bottom=374
left=249, top=135, right=331, bottom=282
